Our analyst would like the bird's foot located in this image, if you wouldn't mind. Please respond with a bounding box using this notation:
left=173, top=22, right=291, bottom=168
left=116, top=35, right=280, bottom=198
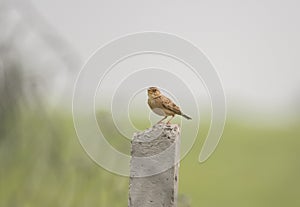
left=155, top=121, right=163, bottom=125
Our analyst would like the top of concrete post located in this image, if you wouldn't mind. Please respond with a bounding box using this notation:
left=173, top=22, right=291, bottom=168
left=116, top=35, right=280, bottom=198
left=130, top=123, right=181, bottom=177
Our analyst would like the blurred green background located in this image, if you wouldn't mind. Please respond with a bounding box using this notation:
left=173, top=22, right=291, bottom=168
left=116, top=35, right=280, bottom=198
left=1, top=1, right=300, bottom=207
left=1, top=69, right=299, bottom=206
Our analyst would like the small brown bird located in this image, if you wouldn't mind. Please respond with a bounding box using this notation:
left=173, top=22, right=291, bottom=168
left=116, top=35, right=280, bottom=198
left=147, top=87, right=192, bottom=124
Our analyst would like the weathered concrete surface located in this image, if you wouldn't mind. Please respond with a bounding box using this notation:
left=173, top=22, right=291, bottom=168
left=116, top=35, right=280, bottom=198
left=129, top=123, right=180, bottom=207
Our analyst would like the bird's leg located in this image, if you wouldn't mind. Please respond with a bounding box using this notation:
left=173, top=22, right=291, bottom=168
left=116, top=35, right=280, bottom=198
left=167, top=115, right=175, bottom=124
left=156, top=116, right=167, bottom=125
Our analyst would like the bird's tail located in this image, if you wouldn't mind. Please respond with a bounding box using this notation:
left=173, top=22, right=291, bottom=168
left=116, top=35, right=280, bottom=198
left=181, top=114, right=192, bottom=120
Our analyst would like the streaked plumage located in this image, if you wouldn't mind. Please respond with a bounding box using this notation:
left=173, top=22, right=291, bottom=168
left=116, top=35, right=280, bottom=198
left=147, top=87, right=192, bottom=124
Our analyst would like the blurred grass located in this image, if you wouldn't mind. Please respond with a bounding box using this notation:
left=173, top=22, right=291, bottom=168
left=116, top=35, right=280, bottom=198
left=0, top=110, right=128, bottom=207
left=179, top=119, right=300, bottom=207
left=1, top=106, right=300, bottom=206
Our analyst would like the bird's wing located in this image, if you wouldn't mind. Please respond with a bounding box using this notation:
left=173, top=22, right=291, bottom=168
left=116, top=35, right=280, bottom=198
left=161, top=96, right=181, bottom=115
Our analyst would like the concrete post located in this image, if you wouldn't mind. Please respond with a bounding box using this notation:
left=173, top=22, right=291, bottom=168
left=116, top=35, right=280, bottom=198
left=129, top=123, right=180, bottom=207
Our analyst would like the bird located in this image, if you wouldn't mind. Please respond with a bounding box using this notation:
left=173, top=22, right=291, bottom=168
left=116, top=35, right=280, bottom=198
left=147, top=86, right=192, bottom=124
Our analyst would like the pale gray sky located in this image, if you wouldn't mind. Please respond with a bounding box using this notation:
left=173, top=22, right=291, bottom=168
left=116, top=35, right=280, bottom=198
left=15, top=0, right=300, bottom=118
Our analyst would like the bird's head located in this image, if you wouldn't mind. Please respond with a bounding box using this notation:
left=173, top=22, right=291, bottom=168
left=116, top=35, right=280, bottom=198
left=147, top=87, right=161, bottom=98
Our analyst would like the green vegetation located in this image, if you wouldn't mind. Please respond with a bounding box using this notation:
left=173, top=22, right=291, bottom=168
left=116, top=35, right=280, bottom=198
left=1, top=105, right=299, bottom=206
left=179, top=119, right=300, bottom=207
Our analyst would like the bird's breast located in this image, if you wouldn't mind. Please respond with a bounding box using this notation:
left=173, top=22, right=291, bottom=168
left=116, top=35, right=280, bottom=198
left=148, top=98, right=166, bottom=116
